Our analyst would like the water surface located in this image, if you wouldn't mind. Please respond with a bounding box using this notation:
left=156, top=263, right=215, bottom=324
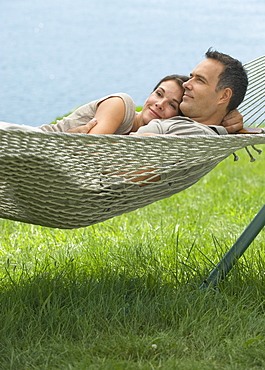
left=1, top=0, right=264, bottom=126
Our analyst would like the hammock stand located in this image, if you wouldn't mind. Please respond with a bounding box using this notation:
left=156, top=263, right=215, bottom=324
left=1, top=55, right=265, bottom=287
left=200, top=205, right=265, bottom=288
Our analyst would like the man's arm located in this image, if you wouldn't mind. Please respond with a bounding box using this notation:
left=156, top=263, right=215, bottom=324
left=221, top=109, right=243, bottom=133
left=67, top=118, right=97, bottom=133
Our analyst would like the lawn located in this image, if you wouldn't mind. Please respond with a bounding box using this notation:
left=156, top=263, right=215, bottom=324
left=0, top=148, right=265, bottom=369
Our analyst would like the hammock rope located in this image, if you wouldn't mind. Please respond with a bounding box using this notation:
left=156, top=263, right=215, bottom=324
left=238, top=55, right=265, bottom=126
left=0, top=55, right=265, bottom=229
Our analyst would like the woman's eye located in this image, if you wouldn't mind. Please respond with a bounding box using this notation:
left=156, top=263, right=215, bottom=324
left=170, top=103, right=177, bottom=110
left=156, top=91, right=162, bottom=97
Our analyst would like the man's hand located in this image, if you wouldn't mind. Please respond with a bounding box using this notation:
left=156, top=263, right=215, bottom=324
left=221, top=109, right=243, bottom=133
left=66, top=118, right=97, bottom=133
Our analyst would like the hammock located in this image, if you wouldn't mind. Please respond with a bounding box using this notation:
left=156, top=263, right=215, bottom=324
left=0, top=56, right=265, bottom=229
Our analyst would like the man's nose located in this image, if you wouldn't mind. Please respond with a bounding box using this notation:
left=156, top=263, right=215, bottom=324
left=183, top=79, right=192, bottom=89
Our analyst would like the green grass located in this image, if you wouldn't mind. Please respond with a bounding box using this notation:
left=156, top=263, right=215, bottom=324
left=0, top=148, right=265, bottom=369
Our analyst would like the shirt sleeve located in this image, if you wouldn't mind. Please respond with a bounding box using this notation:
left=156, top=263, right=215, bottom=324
left=132, top=116, right=221, bottom=136
left=131, top=120, right=164, bottom=134
left=165, top=121, right=219, bottom=135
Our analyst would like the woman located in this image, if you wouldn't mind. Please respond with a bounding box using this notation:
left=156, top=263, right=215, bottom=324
left=39, top=75, right=189, bottom=134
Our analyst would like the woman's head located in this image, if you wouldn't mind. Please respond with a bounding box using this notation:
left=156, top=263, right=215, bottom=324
left=152, top=74, right=189, bottom=92
left=140, top=74, right=189, bottom=125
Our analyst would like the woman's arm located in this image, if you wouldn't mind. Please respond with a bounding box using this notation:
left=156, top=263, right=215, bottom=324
left=67, top=97, right=126, bottom=134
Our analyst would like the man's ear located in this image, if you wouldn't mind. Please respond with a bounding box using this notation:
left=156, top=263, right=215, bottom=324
left=218, top=88, right=232, bottom=105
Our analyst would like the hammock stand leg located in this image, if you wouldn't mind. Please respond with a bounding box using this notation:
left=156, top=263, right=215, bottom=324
left=200, top=204, right=265, bottom=289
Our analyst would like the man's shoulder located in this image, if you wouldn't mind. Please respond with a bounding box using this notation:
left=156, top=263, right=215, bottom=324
left=160, top=116, right=220, bottom=135
left=133, top=116, right=228, bottom=136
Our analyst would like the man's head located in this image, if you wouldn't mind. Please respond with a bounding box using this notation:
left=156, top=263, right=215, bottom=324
left=179, top=49, right=248, bottom=126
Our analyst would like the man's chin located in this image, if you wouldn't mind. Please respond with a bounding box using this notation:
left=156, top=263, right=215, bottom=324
left=179, top=102, right=190, bottom=117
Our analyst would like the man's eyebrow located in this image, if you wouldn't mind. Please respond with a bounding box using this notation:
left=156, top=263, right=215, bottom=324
left=158, top=86, right=181, bottom=105
left=190, top=72, right=208, bottom=83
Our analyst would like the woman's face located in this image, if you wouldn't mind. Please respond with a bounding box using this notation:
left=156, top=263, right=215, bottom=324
left=141, top=80, right=183, bottom=125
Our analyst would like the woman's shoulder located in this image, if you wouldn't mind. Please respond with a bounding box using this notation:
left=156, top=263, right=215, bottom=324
left=97, top=93, right=136, bottom=107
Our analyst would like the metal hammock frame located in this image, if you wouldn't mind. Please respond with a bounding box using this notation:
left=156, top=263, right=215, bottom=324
left=1, top=55, right=265, bottom=286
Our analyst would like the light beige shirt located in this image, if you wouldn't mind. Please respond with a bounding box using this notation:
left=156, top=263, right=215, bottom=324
left=133, top=116, right=228, bottom=136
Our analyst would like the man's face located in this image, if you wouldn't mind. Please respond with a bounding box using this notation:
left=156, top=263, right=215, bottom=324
left=179, top=58, right=225, bottom=122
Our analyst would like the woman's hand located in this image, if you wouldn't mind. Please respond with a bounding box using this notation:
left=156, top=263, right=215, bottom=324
left=66, top=118, right=97, bottom=133
left=221, top=109, right=243, bottom=133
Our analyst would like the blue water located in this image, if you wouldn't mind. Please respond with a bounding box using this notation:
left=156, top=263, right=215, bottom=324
left=1, top=0, right=265, bottom=126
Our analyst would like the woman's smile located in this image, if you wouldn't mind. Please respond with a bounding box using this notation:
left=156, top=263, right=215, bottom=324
left=149, top=107, right=162, bottom=119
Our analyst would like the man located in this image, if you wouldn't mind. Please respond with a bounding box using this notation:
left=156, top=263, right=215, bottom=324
left=134, top=48, right=248, bottom=136
left=123, top=49, right=248, bottom=185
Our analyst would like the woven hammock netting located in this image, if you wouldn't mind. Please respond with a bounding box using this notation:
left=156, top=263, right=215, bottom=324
left=0, top=55, right=265, bottom=229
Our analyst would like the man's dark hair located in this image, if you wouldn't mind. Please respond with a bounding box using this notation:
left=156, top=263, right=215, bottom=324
left=205, top=48, right=248, bottom=112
